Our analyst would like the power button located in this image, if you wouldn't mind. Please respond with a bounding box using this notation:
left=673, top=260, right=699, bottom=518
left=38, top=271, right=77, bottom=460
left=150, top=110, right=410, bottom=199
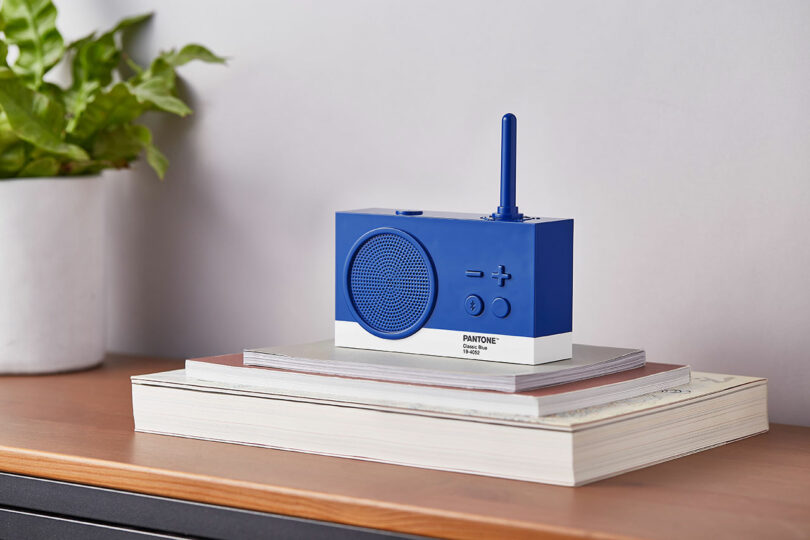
left=396, top=209, right=423, bottom=216
left=491, top=297, right=511, bottom=318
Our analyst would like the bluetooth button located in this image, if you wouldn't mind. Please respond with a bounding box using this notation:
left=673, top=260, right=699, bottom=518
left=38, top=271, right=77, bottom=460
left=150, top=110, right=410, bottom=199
left=464, top=294, right=484, bottom=316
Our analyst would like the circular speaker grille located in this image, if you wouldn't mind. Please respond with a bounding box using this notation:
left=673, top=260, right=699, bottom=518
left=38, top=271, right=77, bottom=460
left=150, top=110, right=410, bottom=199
left=344, top=228, right=436, bottom=339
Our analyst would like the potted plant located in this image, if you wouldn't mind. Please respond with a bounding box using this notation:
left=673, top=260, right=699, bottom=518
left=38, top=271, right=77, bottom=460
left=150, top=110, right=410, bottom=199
left=0, top=0, right=223, bottom=373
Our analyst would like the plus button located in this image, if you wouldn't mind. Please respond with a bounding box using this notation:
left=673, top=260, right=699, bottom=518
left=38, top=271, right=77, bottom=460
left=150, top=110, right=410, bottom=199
left=491, top=265, right=511, bottom=287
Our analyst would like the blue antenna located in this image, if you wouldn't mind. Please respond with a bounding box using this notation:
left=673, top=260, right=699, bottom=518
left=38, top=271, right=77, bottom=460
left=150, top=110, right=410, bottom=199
left=491, top=113, right=523, bottom=221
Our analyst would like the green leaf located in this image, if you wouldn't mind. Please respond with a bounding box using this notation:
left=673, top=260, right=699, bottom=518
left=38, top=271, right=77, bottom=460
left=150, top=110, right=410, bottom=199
left=0, top=146, right=26, bottom=175
left=67, top=31, right=94, bottom=50
left=122, top=55, right=143, bottom=76
left=1, top=0, right=64, bottom=88
left=64, top=79, right=99, bottom=131
left=127, top=57, right=191, bottom=116
left=144, top=139, right=168, bottom=179
left=145, top=143, right=167, bottom=179
left=110, top=12, right=152, bottom=34
left=0, top=40, right=9, bottom=67
left=141, top=56, right=175, bottom=86
left=0, top=110, right=21, bottom=143
left=160, top=44, right=225, bottom=67
left=55, top=156, right=111, bottom=176
left=129, top=77, right=191, bottom=116
left=126, top=44, right=224, bottom=116
left=71, top=31, right=118, bottom=88
left=0, top=70, right=88, bottom=160
left=0, top=141, right=26, bottom=175
left=131, top=124, right=167, bottom=179
left=64, top=160, right=105, bottom=176
left=38, top=80, right=63, bottom=105
left=19, top=155, right=58, bottom=176
left=70, top=82, right=142, bottom=140
left=0, top=111, right=27, bottom=175
left=91, top=124, right=142, bottom=163
left=68, top=13, right=150, bottom=96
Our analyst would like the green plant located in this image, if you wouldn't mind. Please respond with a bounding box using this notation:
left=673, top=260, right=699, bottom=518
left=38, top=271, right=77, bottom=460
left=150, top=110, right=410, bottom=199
left=0, top=0, right=224, bottom=179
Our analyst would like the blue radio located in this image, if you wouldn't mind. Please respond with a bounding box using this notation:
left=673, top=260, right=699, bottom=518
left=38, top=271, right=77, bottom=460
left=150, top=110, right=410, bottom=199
left=335, top=114, right=573, bottom=364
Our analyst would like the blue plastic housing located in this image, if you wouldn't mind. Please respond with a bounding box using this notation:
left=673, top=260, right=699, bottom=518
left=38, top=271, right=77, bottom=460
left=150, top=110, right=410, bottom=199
left=336, top=209, right=573, bottom=339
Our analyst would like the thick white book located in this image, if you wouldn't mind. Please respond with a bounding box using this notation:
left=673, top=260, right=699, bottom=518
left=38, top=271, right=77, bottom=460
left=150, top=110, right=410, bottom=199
left=131, top=371, right=768, bottom=486
left=185, top=353, right=690, bottom=420
left=243, top=340, right=646, bottom=392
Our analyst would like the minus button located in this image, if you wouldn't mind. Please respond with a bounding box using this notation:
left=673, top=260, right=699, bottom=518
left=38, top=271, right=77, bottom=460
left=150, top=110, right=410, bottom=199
left=465, top=270, right=484, bottom=277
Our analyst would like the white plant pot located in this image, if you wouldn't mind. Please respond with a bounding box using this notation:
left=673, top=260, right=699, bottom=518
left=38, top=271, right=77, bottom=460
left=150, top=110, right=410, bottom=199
left=0, top=176, right=105, bottom=374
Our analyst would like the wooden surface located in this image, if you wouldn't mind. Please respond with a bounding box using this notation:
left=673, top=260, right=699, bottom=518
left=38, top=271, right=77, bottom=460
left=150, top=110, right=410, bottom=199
left=0, top=356, right=808, bottom=540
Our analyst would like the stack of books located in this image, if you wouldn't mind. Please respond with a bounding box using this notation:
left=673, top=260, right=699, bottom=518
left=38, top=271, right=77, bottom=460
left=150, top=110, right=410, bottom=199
left=131, top=341, right=767, bottom=486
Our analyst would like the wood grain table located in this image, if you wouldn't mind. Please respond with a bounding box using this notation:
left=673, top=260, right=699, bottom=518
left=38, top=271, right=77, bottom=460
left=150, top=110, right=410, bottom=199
left=0, top=355, right=808, bottom=539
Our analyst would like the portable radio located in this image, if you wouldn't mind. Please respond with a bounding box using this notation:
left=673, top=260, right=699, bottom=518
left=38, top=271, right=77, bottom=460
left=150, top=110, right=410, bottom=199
left=335, top=114, right=573, bottom=364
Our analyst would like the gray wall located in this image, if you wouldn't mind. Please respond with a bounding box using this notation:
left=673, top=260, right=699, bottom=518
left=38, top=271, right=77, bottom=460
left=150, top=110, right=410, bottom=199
left=60, top=1, right=809, bottom=425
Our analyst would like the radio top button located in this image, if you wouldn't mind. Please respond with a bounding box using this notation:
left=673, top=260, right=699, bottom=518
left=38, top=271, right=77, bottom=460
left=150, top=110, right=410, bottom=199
left=395, top=209, right=423, bottom=215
